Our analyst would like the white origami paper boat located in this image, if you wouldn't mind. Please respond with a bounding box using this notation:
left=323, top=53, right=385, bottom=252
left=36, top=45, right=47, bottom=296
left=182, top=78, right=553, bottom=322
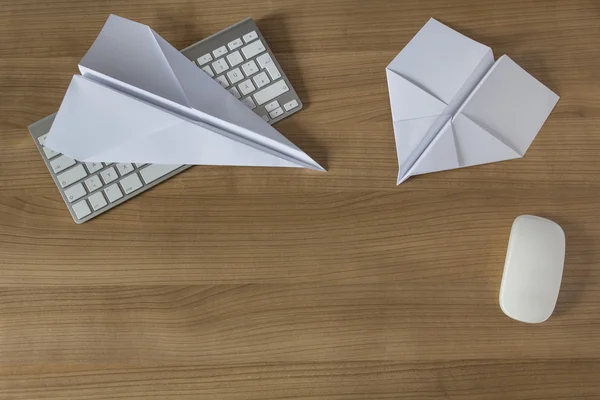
left=45, top=15, right=324, bottom=171
left=387, top=18, right=559, bottom=184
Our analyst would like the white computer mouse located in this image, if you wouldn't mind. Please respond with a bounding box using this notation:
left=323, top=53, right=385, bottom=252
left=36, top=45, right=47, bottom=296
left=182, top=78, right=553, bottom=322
left=499, top=215, right=566, bottom=323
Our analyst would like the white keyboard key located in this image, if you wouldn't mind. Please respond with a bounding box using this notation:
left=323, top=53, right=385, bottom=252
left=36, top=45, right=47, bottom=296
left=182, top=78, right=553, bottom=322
left=197, top=53, right=213, bottom=65
left=261, top=114, right=270, bottom=122
left=57, top=165, right=87, bottom=188
left=64, top=183, right=86, bottom=203
left=241, top=40, right=266, bottom=59
left=37, top=134, right=59, bottom=159
left=215, top=75, right=229, bottom=88
left=50, top=155, right=76, bottom=173
left=256, top=53, right=282, bottom=80
left=42, top=146, right=60, bottom=159
left=242, top=97, right=256, bottom=110
left=226, top=51, right=244, bottom=67
left=241, top=60, right=259, bottom=76
left=100, top=166, right=118, bottom=184
left=212, top=45, right=228, bottom=58
left=85, top=162, right=103, bottom=173
left=116, top=163, right=134, bottom=176
left=265, top=100, right=280, bottom=113
left=104, top=184, right=123, bottom=203
left=269, top=107, right=284, bottom=119
left=211, top=58, right=229, bottom=74
left=140, top=164, right=182, bottom=184
left=134, top=163, right=145, bottom=168
left=284, top=99, right=299, bottom=111
left=228, top=86, right=241, bottom=99
left=72, top=200, right=91, bottom=220
left=120, top=173, right=143, bottom=195
left=253, top=80, right=290, bottom=105
left=238, top=79, right=256, bottom=96
left=84, top=175, right=102, bottom=192
left=88, top=192, right=107, bottom=211
left=201, top=65, right=214, bottom=77
left=228, top=38, right=244, bottom=50
left=253, top=71, right=270, bottom=88
left=227, top=68, right=244, bottom=85
left=243, top=31, right=258, bottom=43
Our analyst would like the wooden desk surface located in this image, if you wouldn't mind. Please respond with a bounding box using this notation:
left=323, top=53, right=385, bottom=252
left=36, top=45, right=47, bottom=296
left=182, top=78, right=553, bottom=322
left=1, top=0, right=600, bottom=398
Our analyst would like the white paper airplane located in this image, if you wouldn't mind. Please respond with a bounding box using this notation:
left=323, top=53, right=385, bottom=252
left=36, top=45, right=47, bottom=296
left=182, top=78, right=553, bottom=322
left=387, top=18, right=559, bottom=184
left=45, top=14, right=324, bottom=171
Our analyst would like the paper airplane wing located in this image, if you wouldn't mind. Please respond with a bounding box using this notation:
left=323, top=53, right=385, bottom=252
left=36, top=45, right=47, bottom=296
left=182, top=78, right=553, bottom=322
left=457, top=55, right=560, bottom=160
left=387, top=18, right=495, bottom=182
left=387, top=18, right=493, bottom=105
left=405, top=56, right=559, bottom=180
left=386, top=68, right=448, bottom=175
left=44, top=75, right=311, bottom=168
left=78, top=14, right=191, bottom=107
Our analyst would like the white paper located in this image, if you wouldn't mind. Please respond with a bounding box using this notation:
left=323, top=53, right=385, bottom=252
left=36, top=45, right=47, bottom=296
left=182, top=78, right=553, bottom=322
left=387, top=18, right=559, bottom=184
left=45, top=14, right=324, bottom=171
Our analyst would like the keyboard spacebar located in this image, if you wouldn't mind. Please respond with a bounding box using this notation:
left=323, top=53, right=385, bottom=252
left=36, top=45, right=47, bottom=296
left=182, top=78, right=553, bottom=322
left=140, top=164, right=183, bottom=184
left=253, top=80, right=289, bottom=105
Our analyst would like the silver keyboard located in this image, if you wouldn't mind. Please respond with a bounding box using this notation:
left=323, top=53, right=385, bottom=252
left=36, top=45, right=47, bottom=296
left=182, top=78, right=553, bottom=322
left=28, top=17, right=303, bottom=224
left=181, top=18, right=303, bottom=122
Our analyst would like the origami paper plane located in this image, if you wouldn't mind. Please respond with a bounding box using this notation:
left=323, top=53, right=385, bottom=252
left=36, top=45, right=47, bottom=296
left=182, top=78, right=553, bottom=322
left=387, top=18, right=559, bottom=184
left=44, top=15, right=324, bottom=171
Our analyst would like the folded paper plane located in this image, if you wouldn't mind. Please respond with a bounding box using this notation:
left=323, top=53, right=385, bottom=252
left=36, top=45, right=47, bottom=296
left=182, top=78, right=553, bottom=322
left=387, top=18, right=559, bottom=184
left=44, top=14, right=324, bottom=171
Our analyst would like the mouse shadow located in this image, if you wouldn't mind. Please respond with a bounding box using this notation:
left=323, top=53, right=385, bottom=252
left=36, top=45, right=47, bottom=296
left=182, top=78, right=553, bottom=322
left=547, top=216, right=594, bottom=317
left=257, top=14, right=328, bottom=170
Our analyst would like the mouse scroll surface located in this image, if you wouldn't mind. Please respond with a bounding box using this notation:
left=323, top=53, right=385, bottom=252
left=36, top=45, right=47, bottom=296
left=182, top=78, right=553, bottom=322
left=499, top=215, right=566, bottom=323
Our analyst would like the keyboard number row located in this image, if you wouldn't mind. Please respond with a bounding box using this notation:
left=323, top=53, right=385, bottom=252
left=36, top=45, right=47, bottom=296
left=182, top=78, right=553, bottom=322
left=243, top=31, right=258, bottom=43
left=228, top=38, right=243, bottom=51
left=212, top=45, right=227, bottom=58
left=197, top=32, right=256, bottom=65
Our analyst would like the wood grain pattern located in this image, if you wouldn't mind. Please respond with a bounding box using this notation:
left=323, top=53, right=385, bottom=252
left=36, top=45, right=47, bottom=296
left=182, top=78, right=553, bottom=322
left=1, top=0, right=600, bottom=398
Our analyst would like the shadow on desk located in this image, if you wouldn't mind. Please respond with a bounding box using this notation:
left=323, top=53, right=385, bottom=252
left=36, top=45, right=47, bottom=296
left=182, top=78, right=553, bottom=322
left=553, top=216, right=594, bottom=317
